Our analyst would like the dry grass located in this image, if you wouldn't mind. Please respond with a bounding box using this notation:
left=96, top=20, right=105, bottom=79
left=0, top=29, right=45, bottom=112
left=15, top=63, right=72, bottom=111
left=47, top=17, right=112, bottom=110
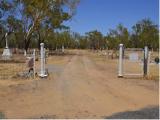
left=0, top=63, right=27, bottom=79
left=0, top=53, right=71, bottom=87
left=90, top=50, right=159, bottom=81
left=0, top=50, right=158, bottom=82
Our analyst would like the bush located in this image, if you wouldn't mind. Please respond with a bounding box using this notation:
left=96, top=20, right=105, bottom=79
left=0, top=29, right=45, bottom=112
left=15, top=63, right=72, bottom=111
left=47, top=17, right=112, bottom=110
left=154, top=57, right=159, bottom=64
left=0, top=112, right=5, bottom=119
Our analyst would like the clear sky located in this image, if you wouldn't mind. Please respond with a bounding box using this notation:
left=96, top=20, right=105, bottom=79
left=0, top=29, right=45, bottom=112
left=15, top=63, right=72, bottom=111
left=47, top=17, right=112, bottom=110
left=64, top=0, right=159, bottom=35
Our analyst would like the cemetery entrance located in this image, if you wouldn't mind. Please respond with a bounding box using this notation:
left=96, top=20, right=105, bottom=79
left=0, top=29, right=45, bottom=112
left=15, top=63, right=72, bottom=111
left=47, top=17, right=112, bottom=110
left=118, top=44, right=148, bottom=77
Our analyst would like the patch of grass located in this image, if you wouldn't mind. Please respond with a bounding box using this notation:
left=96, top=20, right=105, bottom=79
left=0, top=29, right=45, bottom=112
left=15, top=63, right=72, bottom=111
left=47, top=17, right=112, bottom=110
left=0, top=63, right=26, bottom=79
left=0, top=111, right=5, bottom=119
left=144, top=75, right=159, bottom=81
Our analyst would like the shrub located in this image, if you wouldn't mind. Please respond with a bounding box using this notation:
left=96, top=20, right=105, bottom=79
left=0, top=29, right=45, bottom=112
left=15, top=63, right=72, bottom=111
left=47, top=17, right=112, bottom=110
left=154, top=57, right=159, bottom=64
left=0, top=111, right=5, bottom=119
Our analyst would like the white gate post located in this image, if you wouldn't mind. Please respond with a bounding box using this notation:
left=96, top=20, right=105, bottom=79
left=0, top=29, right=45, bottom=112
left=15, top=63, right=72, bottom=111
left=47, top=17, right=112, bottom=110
left=44, top=48, right=46, bottom=74
left=33, top=49, right=36, bottom=79
left=144, top=46, right=149, bottom=77
left=41, top=43, right=44, bottom=75
left=118, top=44, right=124, bottom=77
left=148, top=51, right=151, bottom=74
left=5, top=33, right=8, bottom=49
left=39, top=43, right=48, bottom=78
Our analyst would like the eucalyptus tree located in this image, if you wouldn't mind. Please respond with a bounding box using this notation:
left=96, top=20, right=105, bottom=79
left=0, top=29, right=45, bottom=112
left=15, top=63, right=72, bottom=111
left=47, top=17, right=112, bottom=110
left=106, top=24, right=130, bottom=49
left=78, top=36, right=89, bottom=49
left=132, top=18, right=159, bottom=49
left=0, top=0, right=79, bottom=51
left=116, top=24, right=130, bottom=46
left=85, top=30, right=104, bottom=50
left=105, top=29, right=119, bottom=49
left=0, top=0, right=12, bottom=47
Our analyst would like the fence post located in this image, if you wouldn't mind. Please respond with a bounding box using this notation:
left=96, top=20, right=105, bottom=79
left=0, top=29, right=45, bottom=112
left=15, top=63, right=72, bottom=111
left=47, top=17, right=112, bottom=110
left=39, top=43, right=48, bottom=78
left=33, top=49, right=36, bottom=79
left=144, top=46, right=149, bottom=77
left=41, top=43, right=44, bottom=76
left=118, top=44, right=124, bottom=77
left=147, top=51, right=151, bottom=74
left=44, top=48, right=46, bottom=73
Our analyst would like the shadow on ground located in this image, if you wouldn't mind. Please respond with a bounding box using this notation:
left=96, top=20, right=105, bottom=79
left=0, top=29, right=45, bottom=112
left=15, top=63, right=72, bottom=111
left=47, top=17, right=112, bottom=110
left=105, top=106, right=159, bottom=119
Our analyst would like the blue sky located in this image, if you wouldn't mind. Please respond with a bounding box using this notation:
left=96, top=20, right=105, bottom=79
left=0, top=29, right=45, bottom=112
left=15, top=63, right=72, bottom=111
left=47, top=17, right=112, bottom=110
left=64, top=0, right=159, bottom=35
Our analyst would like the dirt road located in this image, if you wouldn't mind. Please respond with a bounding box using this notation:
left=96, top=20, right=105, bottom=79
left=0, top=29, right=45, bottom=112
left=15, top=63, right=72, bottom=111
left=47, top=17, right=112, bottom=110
left=0, top=50, right=159, bottom=118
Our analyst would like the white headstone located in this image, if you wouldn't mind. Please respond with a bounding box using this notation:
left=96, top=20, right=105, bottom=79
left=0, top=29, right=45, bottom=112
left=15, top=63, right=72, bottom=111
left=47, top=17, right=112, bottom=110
left=24, top=50, right=27, bottom=56
left=129, top=53, right=139, bottom=61
left=2, top=33, right=12, bottom=59
left=62, top=45, right=64, bottom=53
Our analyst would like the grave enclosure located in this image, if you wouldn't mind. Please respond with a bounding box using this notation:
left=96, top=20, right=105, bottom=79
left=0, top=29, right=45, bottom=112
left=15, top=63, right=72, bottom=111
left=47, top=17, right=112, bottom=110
left=118, top=44, right=158, bottom=78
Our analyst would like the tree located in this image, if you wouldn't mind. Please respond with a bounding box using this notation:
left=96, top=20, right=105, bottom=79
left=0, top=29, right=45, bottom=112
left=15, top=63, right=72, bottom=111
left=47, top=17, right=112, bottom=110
left=116, top=24, right=130, bottom=46
left=0, top=0, right=12, bottom=47
left=78, top=36, right=88, bottom=49
left=105, top=29, right=119, bottom=49
left=106, top=24, right=130, bottom=49
left=132, top=18, right=159, bottom=49
left=86, top=30, right=104, bottom=50
left=0, top=0, right=79, bottom=51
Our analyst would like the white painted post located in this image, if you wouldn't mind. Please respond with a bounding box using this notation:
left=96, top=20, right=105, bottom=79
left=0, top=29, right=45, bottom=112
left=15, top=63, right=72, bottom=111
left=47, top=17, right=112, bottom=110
left=5, top=33, right=8, bottom=49
left=39, top=43, right=48, bottom=78
left=148, top=51, right=151, bottom=74
left=41, top=43, right=44, bottom=75
left=33, top=49, right=36, bottom=79
left=44, top=48, right=46, bottom=74
left=144, top=46, right=149, bottom=77
left=118, top=44, right=124, bottom=77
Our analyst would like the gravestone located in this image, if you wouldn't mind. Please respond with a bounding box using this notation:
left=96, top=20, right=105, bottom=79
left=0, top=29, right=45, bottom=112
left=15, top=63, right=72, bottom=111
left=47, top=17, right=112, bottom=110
left=62, top=45, right=64, bottom=53
left=129, top=53, right=139, bottom=62
left=2, top=33, right=12, bottom=59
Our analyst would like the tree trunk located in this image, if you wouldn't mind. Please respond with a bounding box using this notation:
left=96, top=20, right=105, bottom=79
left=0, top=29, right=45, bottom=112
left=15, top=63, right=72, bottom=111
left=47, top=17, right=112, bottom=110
left=24, top=37, right=31, bottom=52
left=37, top=30, right=45, bottom=50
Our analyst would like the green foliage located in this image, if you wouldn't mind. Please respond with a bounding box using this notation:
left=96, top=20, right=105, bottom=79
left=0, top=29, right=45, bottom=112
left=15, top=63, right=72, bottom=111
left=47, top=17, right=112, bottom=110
left=131, top=18, right=159, bottom=49
left=0, top=0, right=79, bottom=51
left=0, top=111, right=5, bottom=119
left=86, top=30, right=105, bottom=50
left=78, top=37, right=88, bottom=49
left=106, top=24, right=130, bottom=49
left=105, top=19, right=158, bottom=50
left=0, top=0, right=158, bottom=51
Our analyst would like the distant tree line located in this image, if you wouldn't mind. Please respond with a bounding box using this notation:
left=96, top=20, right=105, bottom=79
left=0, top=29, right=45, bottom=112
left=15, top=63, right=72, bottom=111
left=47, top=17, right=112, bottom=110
left=0, top=1, right=159, bottom=51
left=81, top=18, right=159, bottom=50
left=0, top=0, right=79, bottom=51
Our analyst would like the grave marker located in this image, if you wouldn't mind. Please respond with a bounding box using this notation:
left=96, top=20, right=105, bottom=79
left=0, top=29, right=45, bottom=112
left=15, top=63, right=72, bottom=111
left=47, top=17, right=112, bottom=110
left=2, top=33, right=12, bottom=59
left=129, top=53, right=139, bottom=62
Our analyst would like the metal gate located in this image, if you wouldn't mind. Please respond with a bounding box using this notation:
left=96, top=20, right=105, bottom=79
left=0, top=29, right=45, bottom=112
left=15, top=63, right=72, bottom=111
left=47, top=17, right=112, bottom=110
left=118, top=44, right=149, bottom=77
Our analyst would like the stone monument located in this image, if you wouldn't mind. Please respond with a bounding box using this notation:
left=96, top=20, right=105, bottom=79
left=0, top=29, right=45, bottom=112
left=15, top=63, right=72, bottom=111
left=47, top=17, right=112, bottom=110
left=2, top=33, right=12, bottom=59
